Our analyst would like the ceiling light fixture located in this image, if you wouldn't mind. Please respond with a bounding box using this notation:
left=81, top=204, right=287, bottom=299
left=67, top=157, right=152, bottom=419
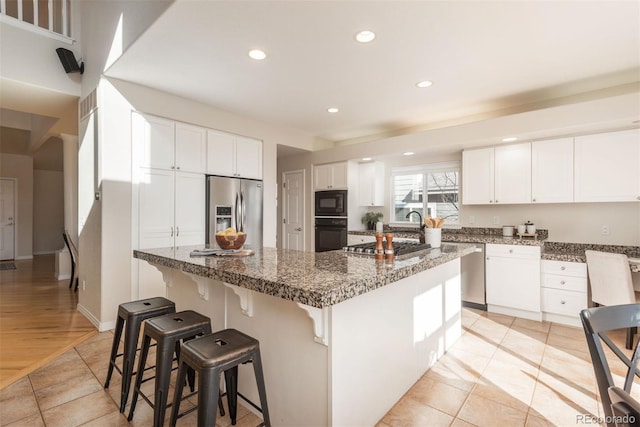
left=362, top=157, right=372, bottom=161
left=248, top=49, right=267, bottom=60
left=327, top=107, right=339, bottom=113
left=416, top=80, right=433, bottom=88
left=502, top=137, right=518, bottom=142
left=403, top=152, right=414, bottom=156
left=355, top=30, right=376, bottom=43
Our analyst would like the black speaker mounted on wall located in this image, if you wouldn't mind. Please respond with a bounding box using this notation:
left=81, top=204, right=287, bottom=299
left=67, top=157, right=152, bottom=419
left=56, top=47, right=84, bottom=74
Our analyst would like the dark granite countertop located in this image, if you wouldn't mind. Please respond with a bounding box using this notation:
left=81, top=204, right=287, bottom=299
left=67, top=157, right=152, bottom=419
left=349, top=227, right=640, bottom=272
left=134, top=243, right=476, bottom=309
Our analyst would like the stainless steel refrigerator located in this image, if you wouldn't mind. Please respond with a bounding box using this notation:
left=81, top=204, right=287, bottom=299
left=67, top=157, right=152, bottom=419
left=206, top=176, right=263, bottom=249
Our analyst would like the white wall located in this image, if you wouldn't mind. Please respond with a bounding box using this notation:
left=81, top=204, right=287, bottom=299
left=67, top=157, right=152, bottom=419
left=33, top=170, right=64, bottom=253
left=0, top=154, right=33, bottom=258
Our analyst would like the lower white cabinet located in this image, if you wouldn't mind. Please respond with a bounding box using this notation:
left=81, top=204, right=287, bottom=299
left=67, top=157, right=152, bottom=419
left=136, top=169, right=205, bottom=299
left=541, top=260, right=588, bottom=327
left=485, top=244, right=541, bottom=320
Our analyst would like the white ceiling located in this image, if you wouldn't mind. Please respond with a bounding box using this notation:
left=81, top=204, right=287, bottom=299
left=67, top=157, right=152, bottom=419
left=106, top=1, right=640, bottom=145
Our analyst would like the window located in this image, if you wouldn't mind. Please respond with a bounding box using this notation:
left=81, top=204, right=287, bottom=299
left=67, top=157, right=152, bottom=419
left=391, top=162, right=460, bottom=225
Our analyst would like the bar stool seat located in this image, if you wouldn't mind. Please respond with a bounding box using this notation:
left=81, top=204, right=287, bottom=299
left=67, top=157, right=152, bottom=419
left=170, top=328, right=271, bottom=427
left=104, top=297, right=176, bottom=412
left=127, top=310, right=213, bottom=427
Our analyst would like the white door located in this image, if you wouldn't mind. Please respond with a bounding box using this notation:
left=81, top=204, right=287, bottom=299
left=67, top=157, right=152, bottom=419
left=0, top=179, right=15, bottom=260
left=282, top=170, right=305, bottom=251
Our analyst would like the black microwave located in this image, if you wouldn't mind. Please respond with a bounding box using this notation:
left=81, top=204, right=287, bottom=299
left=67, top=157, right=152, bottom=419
left=315, top=190, right=348, bottom=217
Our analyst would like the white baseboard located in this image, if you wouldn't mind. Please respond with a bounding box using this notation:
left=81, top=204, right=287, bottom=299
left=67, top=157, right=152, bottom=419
left=77, top=303, right=116, bottom=332
left=58, top=274, right=71, bottom=280
left=33, top=250, right=59, bottom=255
left=15, top=255, right=33, bottom=260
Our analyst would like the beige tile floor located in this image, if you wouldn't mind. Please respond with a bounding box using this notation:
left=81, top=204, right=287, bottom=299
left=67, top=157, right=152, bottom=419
left=0, top=308, right=635, bottom=426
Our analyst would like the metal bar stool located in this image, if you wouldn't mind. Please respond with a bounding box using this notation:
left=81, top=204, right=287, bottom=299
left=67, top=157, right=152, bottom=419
left=104, top=297, right=176, bottom=412
left=127, top=310, right=213, bottom=427
left=169, top=328, right=271, bottom=427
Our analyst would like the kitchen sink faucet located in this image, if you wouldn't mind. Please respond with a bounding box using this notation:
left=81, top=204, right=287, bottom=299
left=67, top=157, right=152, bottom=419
left=405, top=211, right=426, bottom=244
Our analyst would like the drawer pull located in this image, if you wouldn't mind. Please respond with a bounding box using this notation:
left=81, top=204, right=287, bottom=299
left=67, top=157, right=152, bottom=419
left=561, top=266, right=566, bottom=271
left=561, top=301, right=566, bottom=305
left=509, top=249, right=513, bottom=254
left=560, top=280, right=566, bottom=285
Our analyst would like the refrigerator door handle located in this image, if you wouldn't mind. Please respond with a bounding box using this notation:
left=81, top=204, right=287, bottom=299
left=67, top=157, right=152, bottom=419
left=240, top=190, right=246, bottom=232
left=235, top=192, right=240, bottom=231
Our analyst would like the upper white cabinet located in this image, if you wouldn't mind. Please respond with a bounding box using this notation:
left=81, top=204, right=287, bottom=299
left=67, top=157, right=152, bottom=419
left=314, top=162, right=348, bottom=190
left=175, top=123, right=207, bottom=173
left=574, top=129, right=640, bottom=202
left=358, top=161, right=385, bottom=206
left=206, top=129, right=262, bottom=180
left=531, top=138, right=574, bottom=203
left=462, top=147, right=494, bottom=204
left=494, top=143, right=531, bottom=204
left=134, top=113, right=206, bottom=173
left=462, top=143, right=530, bottom=204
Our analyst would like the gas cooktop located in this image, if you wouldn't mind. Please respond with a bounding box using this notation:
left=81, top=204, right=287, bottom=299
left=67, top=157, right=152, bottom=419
left=342, top=241, right=431, bottom=256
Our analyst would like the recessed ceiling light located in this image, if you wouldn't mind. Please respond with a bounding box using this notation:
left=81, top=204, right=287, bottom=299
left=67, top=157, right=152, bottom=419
left=248, top=49, right=267, bottom=60
left=327, top=107, right=339, bottom=113
left=502, top=137, right=518, bottom=142
left=416, top=81, right=433, bottom=88
left=403, top=152, right=414, bottom=156
left=362, top=157, right=372, bottom=161
left=355, top=30, right=376, bottom=43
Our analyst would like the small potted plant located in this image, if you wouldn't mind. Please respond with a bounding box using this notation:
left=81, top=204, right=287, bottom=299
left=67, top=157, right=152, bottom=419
left=361, top=212, right=383, bottom=230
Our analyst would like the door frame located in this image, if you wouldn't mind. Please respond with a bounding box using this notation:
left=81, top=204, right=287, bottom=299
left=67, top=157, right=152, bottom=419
left=0, top=177, right=17, bottom=261
left=281, top=169, right=306, bottom=251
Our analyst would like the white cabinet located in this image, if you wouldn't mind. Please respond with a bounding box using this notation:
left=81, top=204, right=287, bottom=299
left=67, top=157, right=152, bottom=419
left=574, top=129, right=640, bottom=202
left=138, top=169, right=205, bottom=250
left=531, top=138, right=574, bottom=203
left=494, top=143, right=531, bottom=204
left=134, top=113, right=206, bottom=173
left=462, top=144, right=530, bottom=205
left=358, top=162, right=385, bottom=206
left=486, top=244, right=541, bottom=320
left=175, top=123, right=207, bottom=173
left=462, top=147, right=494, bottom=204
left=314, top=162, right=348, bottom=190
left=541, top=260, right=588, bottom=327
left=206, top=129, right=262, bottom=179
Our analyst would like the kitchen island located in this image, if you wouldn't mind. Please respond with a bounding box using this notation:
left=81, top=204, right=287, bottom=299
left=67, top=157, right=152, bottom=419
left=134, top=243, right=475, bottom=426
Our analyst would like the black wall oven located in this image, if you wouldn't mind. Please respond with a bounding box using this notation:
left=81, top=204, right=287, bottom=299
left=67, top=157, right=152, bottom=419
left=315, top=190, right=348, bottom=217
left=315, top=217, right=348, bottom=252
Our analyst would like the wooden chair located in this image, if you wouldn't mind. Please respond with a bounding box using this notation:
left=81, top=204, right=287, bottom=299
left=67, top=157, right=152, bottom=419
left=581, top=304, right=640, bottom=427
left=62, top=230, right=79, bottom=292
left=586, top=250, right=637, bottom=349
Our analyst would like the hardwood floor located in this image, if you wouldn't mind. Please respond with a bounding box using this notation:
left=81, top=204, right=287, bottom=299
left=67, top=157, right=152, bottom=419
left=0, top=254, right=97, bottom=390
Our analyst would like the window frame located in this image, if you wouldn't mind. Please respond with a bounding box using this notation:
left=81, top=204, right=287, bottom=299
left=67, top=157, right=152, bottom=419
left=389, top=161, right=461, bottom=228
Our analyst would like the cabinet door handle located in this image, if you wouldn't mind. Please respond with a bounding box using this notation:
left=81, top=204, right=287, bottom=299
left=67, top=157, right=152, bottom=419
left=176, top=226, right=180, bottom=236
left=509, top=249, right=513, bottom=254
left=489, top=200, right=493, bottom=203
left=295, top=227, right=302, bottom=231
left=560, top=266, right=566, bottom=270
left=486, top=257, right=490, bottom=261
left=532, top=198, right=536, bottom=202
left=170, top=226, right=174, bottom=237
left=171, top=165, right=175, bottom=170
left=495, top=199, right=499, bottom=203
left=176, top=166, right=180, bottom=170
left=560, top=280, right=566, bottom=285
left=560, top=300, right=566, bottom=305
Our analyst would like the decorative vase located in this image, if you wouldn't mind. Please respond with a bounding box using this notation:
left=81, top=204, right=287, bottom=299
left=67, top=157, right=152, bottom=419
left=425, top=228, right=441, bottom=248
